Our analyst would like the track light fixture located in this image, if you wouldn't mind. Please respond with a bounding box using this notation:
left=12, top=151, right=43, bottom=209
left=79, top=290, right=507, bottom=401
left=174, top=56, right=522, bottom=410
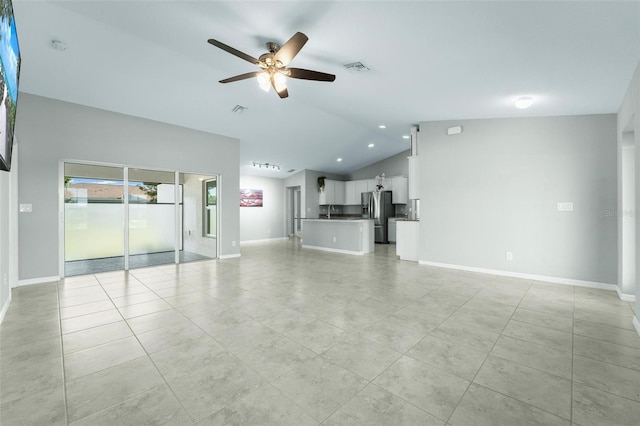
left=252, top=162, right=280, bottom=171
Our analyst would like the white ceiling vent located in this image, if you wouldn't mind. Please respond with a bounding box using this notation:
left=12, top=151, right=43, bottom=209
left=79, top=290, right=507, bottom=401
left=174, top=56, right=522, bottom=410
left=232, top=105, right=248, bottom=114
left=342, top=61, right=370, bottom=73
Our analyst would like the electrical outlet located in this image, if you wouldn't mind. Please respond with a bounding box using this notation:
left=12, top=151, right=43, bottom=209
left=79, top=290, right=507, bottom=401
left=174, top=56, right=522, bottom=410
left=332, top=236, right=337, bottom=242
left=232, top=241, right=236, bottom=247
left=505, top=251, right=513, bottom=261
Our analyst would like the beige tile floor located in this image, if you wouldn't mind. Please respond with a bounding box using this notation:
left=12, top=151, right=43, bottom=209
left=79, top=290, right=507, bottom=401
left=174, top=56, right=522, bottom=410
left=1, top=239, right=639, bottom=425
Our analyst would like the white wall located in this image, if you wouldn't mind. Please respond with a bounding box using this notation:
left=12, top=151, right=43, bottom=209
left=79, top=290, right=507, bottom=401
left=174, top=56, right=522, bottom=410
left=348, top=149, right=411, bottom=181
left=0, top=139, right=18, bottom=322
left=16, top=94, right=240, bottom=281
left=617, top=61, right=640, bottom=330
left=419, top=114, right=618, bottom=285
left=239, top=175, right=285, bottom=242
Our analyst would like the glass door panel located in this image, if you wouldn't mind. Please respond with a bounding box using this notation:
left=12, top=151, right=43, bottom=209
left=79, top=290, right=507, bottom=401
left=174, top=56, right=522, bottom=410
left=128, top=168, right=178, bottom=269
left=64, top=163, right=125, bottom=276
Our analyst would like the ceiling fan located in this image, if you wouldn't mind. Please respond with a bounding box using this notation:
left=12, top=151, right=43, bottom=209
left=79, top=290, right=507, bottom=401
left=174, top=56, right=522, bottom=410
left=207, top=32, right=336, bottom=99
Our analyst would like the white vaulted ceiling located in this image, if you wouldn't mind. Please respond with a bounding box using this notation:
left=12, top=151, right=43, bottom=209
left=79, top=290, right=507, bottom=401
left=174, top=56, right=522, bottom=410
left=12, top=1, right=640, bottom=177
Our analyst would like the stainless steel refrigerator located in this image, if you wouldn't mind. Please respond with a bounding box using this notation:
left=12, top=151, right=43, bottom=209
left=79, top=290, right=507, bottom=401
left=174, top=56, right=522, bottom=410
left=362, top=191, right=393, bottom=243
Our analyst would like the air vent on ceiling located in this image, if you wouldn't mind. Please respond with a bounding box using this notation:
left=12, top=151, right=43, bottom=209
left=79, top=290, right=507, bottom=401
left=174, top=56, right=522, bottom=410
left=342, top=61, right=370, bottom=73
left=287, top=169, right=296, bottom=173
left=232, top=105, right=248, bottom=114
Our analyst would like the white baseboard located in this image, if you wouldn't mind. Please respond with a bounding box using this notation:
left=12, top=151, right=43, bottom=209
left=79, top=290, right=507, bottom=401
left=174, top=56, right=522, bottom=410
left=301, top=245, right=371, bottom=256
left=633, top=316, right=640, bottom=337
left=219, top=253, right=241, bottom=260
left=0, top=292, right=12, bottom=324
left=418, top=260, right=617, bottom=291
left=240, top=237, right=288, bottom=244
left=18, top=276, right=60, bottom=287
left=615, top=286, right=636, bottom=302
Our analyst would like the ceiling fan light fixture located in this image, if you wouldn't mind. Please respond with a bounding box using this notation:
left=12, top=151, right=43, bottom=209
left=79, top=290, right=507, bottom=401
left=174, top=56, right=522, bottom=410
left=273, top=72, right=287, bottom=92
left=257, top=72, right=271, bottom=92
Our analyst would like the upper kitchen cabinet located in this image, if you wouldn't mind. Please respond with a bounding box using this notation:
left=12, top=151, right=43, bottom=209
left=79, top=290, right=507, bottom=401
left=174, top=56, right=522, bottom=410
left=345, top=181, right=357, bottom=205
left=354, top=179, right=368, bottom=197
left=391, top=176, right=408, bottom=204
left=319, top=179, right=345, bottom=205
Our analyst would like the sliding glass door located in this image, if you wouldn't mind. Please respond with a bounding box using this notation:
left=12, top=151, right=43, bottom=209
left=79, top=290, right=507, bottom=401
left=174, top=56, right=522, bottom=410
left=128, top=168, right=180, bottom=269
left=64, top=163, right=125, bottom=276
left=63, top=162, right=219, bottom=276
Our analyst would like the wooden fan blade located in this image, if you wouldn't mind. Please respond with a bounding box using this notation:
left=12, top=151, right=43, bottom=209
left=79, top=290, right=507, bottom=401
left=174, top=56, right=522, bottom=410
left=271, top=78, right=289, bottom=99
left=208, top=39, right=260, bottom=65
left=274, top=32, right=308, bottom=66
left=276, top=87, right=289, bottom=98
left=287, top=68, right=336, bottom=82
left=219, top=72, right=261, bottom=83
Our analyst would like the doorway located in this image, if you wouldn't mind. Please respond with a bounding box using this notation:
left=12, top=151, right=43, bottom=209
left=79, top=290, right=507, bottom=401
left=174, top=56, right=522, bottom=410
left=621, top=130, right=636, bottom=297
left=286, top=186, right=302, bottom=237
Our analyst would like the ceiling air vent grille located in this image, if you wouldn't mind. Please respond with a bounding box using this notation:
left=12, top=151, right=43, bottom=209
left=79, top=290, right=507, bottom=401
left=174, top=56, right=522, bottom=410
left=342, top=61, right=370, bottom=73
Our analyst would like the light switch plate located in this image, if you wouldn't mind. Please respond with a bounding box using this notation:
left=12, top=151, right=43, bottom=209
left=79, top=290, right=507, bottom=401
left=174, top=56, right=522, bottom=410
left=557, top=202, right=573, bottom=212
left=19, top=204, right=33, bottom=213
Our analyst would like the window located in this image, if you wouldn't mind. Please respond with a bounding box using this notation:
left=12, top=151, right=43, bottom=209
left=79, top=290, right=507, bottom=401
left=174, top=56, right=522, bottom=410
left=204, top=178, right=217, bottom=237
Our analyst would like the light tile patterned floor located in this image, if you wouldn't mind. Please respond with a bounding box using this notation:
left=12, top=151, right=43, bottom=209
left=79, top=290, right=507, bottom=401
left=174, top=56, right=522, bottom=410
left=1, top=239, right=639, bottom=425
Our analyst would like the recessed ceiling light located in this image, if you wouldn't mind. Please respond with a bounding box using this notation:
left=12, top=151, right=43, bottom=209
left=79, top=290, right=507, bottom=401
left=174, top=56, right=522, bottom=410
left=51, top=40, right=68, bottom=51
left=368, top=143, right=375, bottom=148
left=378, top=125, right=386, bottom=129
left=514, top=96, right=534, bottom=109
left=336, top=158, right=343, bottom=162
left=402, top=135, right=410, bottom=139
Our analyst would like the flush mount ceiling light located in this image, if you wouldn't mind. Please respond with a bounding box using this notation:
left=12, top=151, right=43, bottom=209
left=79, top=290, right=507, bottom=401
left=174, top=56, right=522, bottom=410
left=336, top=158, right=343, bottom=162
left=51, top=39, right=68, bottom=51
left=252, top=162, right=280, bottom=171
left=378, top=125, right=386, bottom=129
left=368, top=143, right=375, bottom=148
left=402, top=135, right=410, bottom=139
left=514, top=96, right=534, bottom=109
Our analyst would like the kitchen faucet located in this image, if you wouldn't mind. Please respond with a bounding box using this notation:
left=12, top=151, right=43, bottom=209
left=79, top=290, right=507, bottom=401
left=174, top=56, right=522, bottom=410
left=327, top=204, right=332, bottom=219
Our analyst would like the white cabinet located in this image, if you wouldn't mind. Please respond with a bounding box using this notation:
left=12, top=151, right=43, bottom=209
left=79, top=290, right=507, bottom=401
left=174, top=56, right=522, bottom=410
left=391, top=176, right=408, bottom=204
left=334, top=181, right=345, bottom=205
left=319, top=179, right=345, bottom=205
left=354, top=180, right=368, bottom=199
left=344, top=181, right=358, bottom=205
left=388, top=218, right=397, bottom=242
left=366, top=179, right=377, bottom=192
left=396, top=220, right=419, bottom=261
left=408, top=156, right=420, bottom=200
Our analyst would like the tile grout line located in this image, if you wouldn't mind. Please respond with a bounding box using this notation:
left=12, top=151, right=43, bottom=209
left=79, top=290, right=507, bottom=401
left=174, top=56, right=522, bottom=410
left=570, top=284, right=576, bottom=424
left=56, top=277, right=71, bottom=426
left=442, top=276, right=529, bottom=424
left=444, top=278, right=577, bottom=424
left=118, top=270, right=202, bottom=425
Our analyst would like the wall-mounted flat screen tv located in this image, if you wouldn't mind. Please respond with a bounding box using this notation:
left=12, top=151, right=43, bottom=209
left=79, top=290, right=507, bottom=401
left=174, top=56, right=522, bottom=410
left=0, top=0, right=20, bottom=172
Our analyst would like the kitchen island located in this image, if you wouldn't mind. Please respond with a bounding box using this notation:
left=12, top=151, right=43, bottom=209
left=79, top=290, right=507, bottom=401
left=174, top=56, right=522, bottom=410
left=302, top=219, right=374, bottom=255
